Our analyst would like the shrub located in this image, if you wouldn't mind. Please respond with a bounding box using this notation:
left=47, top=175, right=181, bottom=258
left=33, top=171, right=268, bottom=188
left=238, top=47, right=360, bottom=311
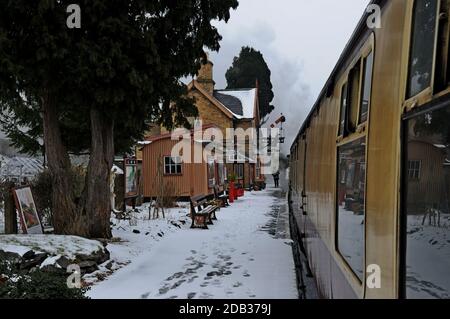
left=0, top=260, right=89, bottom=299
left=160, top=180, right=178, bottom=208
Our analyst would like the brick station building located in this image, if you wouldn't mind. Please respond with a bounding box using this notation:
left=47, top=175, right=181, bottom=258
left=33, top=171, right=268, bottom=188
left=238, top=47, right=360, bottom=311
left=141, top=58, right=265, bottom=199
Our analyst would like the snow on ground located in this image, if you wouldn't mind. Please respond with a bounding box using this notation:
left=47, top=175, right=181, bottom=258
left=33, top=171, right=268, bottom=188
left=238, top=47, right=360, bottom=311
left=88, top=189, right=298, bottom=299
left=0, top=234, right=104, bottom=259
left=406, top=214, right=450, bottom=299
left=337, top=206, right=364, bottom=280
left=82, top=204, right=192, bottom=281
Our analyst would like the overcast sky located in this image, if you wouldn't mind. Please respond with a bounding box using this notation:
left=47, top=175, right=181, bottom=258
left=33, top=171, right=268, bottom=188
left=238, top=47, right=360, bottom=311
left=210, top=0, right=370, bottom=151
left=1, top=1, right=370, bottom=148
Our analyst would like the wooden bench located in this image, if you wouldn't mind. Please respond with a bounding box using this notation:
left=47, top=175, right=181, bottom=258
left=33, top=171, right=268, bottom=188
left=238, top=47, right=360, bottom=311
left=189, top=195, right=219, bottom=229
left=214, top=185, right=229, bottom=207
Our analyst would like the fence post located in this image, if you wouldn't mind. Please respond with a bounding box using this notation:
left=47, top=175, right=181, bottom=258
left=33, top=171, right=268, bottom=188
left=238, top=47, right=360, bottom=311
left=5, top=185, right=18, bottom=234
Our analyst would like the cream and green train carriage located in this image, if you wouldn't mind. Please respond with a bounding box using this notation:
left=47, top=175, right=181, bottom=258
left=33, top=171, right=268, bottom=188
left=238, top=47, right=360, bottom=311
left=289, top=0, right=450, bottom=299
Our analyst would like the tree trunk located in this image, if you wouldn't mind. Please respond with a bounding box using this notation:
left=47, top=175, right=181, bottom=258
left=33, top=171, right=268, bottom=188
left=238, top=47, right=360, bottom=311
left=83, top=108, right=114, bottom=239
left=42, top=93, right=89, bottom=236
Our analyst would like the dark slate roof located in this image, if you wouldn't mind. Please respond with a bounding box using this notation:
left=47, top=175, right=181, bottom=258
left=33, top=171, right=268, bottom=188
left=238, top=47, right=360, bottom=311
left=213, top=91, right=244, bottom=116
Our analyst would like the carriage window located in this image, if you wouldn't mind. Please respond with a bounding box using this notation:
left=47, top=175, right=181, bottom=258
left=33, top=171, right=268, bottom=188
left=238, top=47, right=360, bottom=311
left=348, top=63, right=361, bottom=133
left=359, top=51, right=374, bottom=124
left=407, top=0, right=438, bottom=98
left=404, top=105, right=450, bottom=299
left=337, top=137, right=366, bottom=281
left=339, top=83, right=348, bottom=136
left=435, top=0, right=450, bottom=92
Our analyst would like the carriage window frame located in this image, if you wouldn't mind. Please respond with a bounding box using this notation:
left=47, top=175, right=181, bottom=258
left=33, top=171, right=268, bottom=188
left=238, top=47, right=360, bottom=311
left=404, top=0, right=450, bottom=110
left=347, top=62, right=362, bottom=133
left=335, top=34, right=374, bottom=291
left=359, top=50, right=374, bottom=124
left=335, top=136, right=368, bottom=284
left=338, top=83, right=349, bottom=137
left=337, top=38, right=374, bottom=141
left=400, top=102, right=450, bottom=299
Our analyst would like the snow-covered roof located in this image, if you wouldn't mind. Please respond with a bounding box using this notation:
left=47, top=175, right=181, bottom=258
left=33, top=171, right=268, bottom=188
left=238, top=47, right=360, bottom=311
left=214, top=88, right=257, bottom=120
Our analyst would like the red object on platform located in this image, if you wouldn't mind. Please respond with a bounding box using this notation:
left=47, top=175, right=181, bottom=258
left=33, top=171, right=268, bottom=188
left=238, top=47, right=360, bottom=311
left=229, top=182, right=235, bottom=203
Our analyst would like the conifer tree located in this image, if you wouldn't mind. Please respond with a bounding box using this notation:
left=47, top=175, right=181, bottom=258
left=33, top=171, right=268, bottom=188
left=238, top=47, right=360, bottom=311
left=0, top=0, right=238, bottom=238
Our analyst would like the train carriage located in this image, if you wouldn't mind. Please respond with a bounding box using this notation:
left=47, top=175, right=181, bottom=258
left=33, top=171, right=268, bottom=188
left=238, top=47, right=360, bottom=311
left=289, top=0, right=450, bottom=299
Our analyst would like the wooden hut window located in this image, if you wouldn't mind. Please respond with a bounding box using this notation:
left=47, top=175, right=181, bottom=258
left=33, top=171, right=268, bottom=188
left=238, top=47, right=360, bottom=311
left=164, top=156, right=182, bottom=175
left=407, top=160, right=422, bottom=180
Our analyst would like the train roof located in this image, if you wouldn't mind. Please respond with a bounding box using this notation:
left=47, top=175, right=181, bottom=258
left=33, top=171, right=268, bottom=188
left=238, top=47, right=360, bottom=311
left=291, top=0, right=386, bottom=151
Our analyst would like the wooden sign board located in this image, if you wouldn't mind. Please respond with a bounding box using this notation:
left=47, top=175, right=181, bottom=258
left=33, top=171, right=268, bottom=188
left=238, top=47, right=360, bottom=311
left=12, top=186, right=43, bottom=234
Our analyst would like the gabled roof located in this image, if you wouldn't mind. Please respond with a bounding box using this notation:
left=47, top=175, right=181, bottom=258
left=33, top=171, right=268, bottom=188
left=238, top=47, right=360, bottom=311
left=187, top=80, right=258, bottom=121
left=187, top=81, right=234, bottom=119
left=213, top=88, right=257, bottom=120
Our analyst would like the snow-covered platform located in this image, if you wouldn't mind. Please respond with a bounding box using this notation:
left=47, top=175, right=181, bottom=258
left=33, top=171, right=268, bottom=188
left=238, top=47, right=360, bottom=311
left=88, top=189, right=298, bottom=299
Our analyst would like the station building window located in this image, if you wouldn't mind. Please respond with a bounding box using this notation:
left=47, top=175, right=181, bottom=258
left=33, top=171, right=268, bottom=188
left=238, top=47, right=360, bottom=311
left=404, top=104, right=450, bottom=299
left=234, top=164, right=244, bottom=180
left=207, top=157, right=216, bottom=188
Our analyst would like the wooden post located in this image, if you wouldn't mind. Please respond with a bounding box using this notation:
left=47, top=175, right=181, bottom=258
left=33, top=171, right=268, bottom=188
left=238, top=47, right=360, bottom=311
left=5, top=186, right=18, bottom=234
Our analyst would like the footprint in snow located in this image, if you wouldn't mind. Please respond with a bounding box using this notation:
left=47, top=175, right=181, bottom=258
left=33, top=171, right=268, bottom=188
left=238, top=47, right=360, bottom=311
left=187, top=292, right=196, bottom=299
